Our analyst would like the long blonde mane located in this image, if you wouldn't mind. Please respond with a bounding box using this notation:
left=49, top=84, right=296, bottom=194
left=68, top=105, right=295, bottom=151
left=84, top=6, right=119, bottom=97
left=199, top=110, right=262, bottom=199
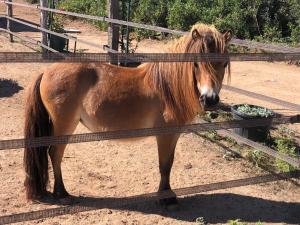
left=144, top=23, right=230, bottom=123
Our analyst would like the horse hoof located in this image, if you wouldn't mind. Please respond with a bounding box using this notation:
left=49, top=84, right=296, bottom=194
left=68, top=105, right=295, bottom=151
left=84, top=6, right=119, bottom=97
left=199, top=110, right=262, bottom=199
left=158, top=197, right=179, bottom=211
left=53, top=190, right=70, bottom=199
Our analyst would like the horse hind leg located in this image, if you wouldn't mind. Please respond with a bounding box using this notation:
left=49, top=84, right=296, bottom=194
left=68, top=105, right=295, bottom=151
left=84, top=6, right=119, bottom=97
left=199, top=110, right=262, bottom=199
left=48, top=115, right=80, bottom=198
left=49, top=144, right=69, bottom=198
left=156, top=134, right=180, bottom=209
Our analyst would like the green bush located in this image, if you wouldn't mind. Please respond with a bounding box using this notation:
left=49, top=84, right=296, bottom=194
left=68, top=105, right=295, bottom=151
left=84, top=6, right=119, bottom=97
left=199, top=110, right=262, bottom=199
left=131, top=0, right=169, bottom=38
left=58, top=0, right=107, bottom=30
left=167, top=0, right=202, bottom=31
left=56, top=0, right=300, bottom=45
left=290, top=20, right=300, bottom=45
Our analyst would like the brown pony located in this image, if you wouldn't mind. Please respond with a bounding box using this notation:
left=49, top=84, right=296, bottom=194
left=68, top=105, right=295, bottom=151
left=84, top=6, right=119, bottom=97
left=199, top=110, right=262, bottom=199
left=24, top=23, right=232, bottom=207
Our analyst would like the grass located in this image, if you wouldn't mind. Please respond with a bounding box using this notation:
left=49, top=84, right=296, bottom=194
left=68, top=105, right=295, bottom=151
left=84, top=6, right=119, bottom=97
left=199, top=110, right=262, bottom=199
left=228, top=219, right=264, bottom=225
left=273, top=137, right=298, bottom=172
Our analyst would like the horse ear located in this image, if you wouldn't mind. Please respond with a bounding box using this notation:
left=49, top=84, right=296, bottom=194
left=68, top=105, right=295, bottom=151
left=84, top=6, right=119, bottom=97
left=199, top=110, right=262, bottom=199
left=223, top=29, right=233, bottom=43
left=192, top=29, right=202, bottom=41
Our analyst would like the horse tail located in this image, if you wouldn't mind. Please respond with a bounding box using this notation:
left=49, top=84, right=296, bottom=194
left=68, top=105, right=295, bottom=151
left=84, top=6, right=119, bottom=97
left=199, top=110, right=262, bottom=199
left=24, top=73, right=52, bottom=200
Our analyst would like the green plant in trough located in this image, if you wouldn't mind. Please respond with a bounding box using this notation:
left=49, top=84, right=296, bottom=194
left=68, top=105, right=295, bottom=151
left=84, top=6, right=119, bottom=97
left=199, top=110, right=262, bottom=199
left=236, top=104, right=273, bottom=117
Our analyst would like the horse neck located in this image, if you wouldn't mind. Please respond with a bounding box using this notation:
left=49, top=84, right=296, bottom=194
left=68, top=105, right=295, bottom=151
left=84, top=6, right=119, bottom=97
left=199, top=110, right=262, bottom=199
left=143, top=61, right=200, bottom=123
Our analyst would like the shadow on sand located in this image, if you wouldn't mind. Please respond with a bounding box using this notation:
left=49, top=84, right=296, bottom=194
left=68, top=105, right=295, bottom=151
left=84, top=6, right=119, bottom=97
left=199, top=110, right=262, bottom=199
left=1, top=171, right=299, bottom=224
left=0, top=78, right=23, bottom=98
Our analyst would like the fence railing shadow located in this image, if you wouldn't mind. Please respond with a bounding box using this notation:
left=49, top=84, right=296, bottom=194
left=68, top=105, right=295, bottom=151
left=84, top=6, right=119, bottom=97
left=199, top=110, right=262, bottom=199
left=0, top=17, right=39, bottom=32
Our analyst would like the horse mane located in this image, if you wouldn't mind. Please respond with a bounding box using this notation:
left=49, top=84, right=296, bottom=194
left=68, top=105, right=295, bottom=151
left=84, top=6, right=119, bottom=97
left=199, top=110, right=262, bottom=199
left=144, top=23, right=230, bottom=123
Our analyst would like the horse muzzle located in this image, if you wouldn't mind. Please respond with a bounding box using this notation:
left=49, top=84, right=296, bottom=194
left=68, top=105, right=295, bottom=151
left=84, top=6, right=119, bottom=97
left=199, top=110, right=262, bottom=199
left=200, top=93, right=220, bottom=110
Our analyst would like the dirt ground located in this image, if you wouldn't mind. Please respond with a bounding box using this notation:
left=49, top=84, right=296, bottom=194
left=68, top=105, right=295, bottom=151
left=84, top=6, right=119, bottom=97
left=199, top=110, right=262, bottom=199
left=0, top=1, right=300, bottom=225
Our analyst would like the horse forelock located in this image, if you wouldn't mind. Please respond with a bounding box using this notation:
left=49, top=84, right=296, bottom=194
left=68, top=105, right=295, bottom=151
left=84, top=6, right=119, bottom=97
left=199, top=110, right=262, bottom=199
left=145, top=23, right=230, bottom=123
left=184, top=24, right=230, bottom=88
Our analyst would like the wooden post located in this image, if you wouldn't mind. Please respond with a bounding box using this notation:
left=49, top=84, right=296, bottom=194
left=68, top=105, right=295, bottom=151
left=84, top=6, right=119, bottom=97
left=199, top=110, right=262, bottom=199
left=40, top=0, right=48, bottom=53
left=6, top=0, right=13, bottom=42
left=107, top=0, right=120, bottom=53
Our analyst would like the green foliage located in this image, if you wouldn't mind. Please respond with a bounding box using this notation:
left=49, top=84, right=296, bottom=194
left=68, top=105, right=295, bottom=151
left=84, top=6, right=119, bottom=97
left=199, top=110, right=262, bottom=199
left=274, top=137, right=298, bottom=172
left=289, top=20, right=300, bottom=45
left=50, top=15, right=64, bottom=32
left=228, top=219, right=264, bottom=225
left=56, top=0, right=300, bottom=45
left=131, top=0, right=169, bottom=38
left=195, top=217, right=206, bottom=225
left=167, top=0, right=203, bottom=31
left=248, top=149, right=265, bottom=167
left=277, top=126, right=296, bottom=137
left=228, top=219, right=248, bottom=225
left=58, top=0, right=107, bottom=30
left=203, top=131, right=222, bottom=142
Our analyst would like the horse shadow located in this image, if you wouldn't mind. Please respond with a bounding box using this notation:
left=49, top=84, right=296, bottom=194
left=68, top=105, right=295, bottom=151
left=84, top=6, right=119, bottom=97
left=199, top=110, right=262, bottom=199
left=0, top=17, right=39, bottom=32
left=25, top=192, right=300, bottom=224
left=2, top=173, right=299, bottom=224
left=0, top=78, right=23, bottom=98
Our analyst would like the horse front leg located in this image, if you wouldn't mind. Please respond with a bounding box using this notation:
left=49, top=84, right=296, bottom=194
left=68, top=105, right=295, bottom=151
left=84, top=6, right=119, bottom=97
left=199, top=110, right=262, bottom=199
left=156, top=134, right=180, bottom=209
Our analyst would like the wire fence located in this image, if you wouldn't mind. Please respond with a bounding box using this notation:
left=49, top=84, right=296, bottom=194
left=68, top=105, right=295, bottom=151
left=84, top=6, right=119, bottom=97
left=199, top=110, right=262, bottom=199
left=0, top=28, right=58, bottom=52
left=4, top=16, right=106, bottom=51
left=1, top=115, right=299, bottom=168
left=222, top=85, right=300, bottom=112
left=1, top=52, right=300, bottom=63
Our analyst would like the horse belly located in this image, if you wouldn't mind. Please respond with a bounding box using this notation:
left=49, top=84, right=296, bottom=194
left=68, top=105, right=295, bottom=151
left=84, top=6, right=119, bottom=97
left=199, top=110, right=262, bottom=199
left=80, top=99, right=161, bottom=141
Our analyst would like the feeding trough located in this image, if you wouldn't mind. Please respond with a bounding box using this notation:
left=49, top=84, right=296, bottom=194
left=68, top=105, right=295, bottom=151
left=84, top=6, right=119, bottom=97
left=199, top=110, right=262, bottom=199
left=231, top=104, right=275, bottom=142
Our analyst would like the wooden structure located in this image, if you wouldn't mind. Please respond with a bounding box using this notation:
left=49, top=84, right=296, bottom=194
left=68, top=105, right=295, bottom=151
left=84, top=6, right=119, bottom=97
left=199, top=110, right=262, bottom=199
left=6, top=0, right=13, bottom=42
left=107, top=0, right=120, bottom=52
left=40, top=0, right=48, bottom=53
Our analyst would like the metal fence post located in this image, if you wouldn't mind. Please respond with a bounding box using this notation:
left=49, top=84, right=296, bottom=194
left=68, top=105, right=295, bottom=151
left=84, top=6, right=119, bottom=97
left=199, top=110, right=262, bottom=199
left=40, top=0, right=48, bottom=53
left=6, top=0, right=13, bottom=42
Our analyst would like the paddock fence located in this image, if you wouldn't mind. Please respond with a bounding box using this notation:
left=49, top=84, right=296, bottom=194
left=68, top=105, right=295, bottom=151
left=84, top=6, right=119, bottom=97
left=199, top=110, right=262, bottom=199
left=1, top=52, right=300, bottom=63
left=0, top=1, right=300, bottom=224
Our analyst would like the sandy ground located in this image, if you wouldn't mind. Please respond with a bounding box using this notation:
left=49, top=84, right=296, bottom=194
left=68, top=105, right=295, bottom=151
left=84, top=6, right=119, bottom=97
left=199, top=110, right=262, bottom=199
left=0, top=1, right=300, bottom=225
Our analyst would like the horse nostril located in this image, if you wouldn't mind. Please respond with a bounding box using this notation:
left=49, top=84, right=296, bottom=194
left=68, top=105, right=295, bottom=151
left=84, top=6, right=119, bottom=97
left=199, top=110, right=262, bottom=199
left=200, top=95, right=206, bottom=102
left=215, top=94, right=220, bottom=104
left=201, top=94, right=220, bottom=108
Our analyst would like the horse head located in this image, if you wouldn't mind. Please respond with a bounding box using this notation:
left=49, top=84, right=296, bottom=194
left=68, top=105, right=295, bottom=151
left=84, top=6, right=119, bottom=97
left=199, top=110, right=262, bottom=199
left=188, top=24, right=232, bottom=110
